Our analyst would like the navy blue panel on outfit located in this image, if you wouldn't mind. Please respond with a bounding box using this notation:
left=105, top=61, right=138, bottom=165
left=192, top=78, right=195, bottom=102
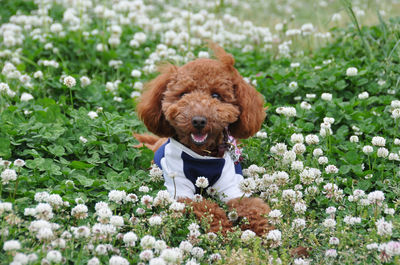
left=181, top=151, right=225, bottom=194
left=234, top=162, right=242, bottom=175
left=154, top=139, right=169, bottom=169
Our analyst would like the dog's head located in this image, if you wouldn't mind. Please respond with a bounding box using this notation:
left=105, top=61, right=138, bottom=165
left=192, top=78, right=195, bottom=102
left=137, top=44, right=265, bottom=155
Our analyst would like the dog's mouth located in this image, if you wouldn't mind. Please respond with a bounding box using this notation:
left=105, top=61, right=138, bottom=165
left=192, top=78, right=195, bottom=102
left=190, top=133, right=208, bottom=145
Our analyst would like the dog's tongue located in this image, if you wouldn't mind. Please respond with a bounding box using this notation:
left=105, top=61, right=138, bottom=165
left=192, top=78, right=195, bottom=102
left=191, top=133, right=208, bottom=144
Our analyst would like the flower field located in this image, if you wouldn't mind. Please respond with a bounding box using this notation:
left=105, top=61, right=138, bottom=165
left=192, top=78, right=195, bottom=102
left=1, top=0, right=400, bottom=264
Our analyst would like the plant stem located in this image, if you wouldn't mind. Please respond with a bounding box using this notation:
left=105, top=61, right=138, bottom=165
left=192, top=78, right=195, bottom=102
left=12, top=177, right=19, bottom=201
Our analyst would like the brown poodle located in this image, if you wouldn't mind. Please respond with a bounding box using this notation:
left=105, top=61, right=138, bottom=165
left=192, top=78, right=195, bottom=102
left=136, top=44, right=273, bottom=236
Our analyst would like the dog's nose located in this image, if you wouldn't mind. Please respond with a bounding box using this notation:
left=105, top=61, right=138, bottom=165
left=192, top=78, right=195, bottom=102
left=192, top=116, right=207, bottom=130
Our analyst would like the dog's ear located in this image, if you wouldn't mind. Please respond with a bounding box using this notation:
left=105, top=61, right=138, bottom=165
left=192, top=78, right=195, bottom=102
left=210, top=42, right=235, bottom=68
left=137, top=64, right=177, bottom=137
left=210, top=43, right=265, bottom=138
left=229, top=76, right=266, bottom=139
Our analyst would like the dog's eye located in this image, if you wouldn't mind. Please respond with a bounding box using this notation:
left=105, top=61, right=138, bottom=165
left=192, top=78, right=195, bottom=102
left=179, top=92, right=187, bottom=98
left=211, top=93, right=221, bottom=100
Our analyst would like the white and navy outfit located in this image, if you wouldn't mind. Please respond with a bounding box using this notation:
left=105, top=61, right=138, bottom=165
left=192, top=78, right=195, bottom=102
left=154, top=138, right=245, bottom=202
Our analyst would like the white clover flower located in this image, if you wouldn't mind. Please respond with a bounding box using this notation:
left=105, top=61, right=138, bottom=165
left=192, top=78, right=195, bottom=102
left=255, top=131, right=267, bottom=138
left=80, top=76, right=91, bottom=87
left=283, top=151, right=296, bottom=164
left=3, top=240, right=21, bottom=251
left=87, top=111, right=98, bottom=119
left=372, top=136, right=386, bottom=147
left=1, top=168, right=17, bottom=184
left=123, top=232, right=138, bottom=247
left=366, top=243, right=379, bottom=250
left=300, top=101, right=312, bottom=110
left=195, top=176, right=209, bottom=189
left=273, top=171, right=289, bottom=186
left=110, top=215, right=124, bottom=227
left=191, top=247, right=204, bottom=259
left=343, top=216, right=361, bottom=225
left=325, top=165, right=339, bottom=174
left=376, top=218, right=393, bottom=236
left=36, top=227, right=54, bottom=240
left=326, top=206, right=337, bottom=215
left=139, top=186, right=150, bottom=193
left=313, top=148, right=323, bottom=157
left=14, top=158, right=25, bottom=167
left=362, top=145, right=373, bottom=154
left=72, top=226, right=91, bottom=238
left=169, top=201, right=185, bottom=211
left=324, top=117, right=335, bottom=124
left=358, top=91, right=369, bottom=99
left=95, top=244, right=108, bottom=255
left=322, top=218, right=336, bottom=229
left=291, top=160, right=304, bottom=171
left=140, top=250, right=154, bottom=261
left=305, top=134, right=319, bottom=145
left=179, top=241, right=193, bottom=253
left=239, top=178, right=256, bottom=195
left=289, top=81, right=298, bottom=89
left=13, top=253, right=29, bottom=264
left=321, top=93, right=332, bottom=101
left=392, top=108, right=400, bottom=119
left=293, top=202, right=307, bottom=214
left=108, top=190, right=126, bottom=204
left=141, top=235, right=156, bottom=249
left=63, top=76, right=76, bottom=88
left=46, top=250, right=62, bottom=263
left=20, top=92, right=34, bottom=101
left=109, top=256, right=129, bottom=265
left=148, top=215, right=162, bottom=226
left=35, top=203, right=54, bottom=220
left=141, top=195, right=154, bottom=207
left=131, top=69, right=142, bottom=78
left=266, top=229, right=282, bottom=244
left=149, top=257, right=166, bottom=265
left=292, top=218, right=306, bottom=230
left=88, top=257, right=100, bottom=265
left=325, top=249, right=338, bottom=258
left=391, top=100, right=400, bottom=108
left=346, top=67, right=358, bottom=76
left=291, top=133, right=304, bottom=143
left=329, top=237, right=340, bottom=245
left=71, top=204, right=88, bottom=219
left=383, top=241, right=400, bottom=256
left=368, top=191, right=385, bottom=205
left=377, top=147, right=389, bottom=158
left=79, top=136, right=88, bottom=143
left=241, top=229, right=256, bottom=242
left=292, top=143, right=306, bottom=154
left=318, top=156, right=328, bottom=165
left=160, top=248, right=183, bottom=264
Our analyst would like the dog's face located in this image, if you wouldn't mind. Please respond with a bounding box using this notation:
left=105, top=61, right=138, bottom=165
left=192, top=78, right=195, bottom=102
left=161, top=60, right=241, bottom=154
left=137, top=45, right=265, bottom=156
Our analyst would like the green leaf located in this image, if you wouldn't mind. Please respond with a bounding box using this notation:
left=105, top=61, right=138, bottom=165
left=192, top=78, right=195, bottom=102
left=74, top=174, right=94, bottom=187
left=49, top=145, right=66, bottom=157
left=70, top=161, right=95, bottom=169
left=0, top=136, right=11, bottom=158
left=335, top=80, right=348, bottom=90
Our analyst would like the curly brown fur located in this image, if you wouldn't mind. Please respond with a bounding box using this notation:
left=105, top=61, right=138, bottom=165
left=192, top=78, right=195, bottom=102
left=133, top=133, right=167, bottom=153
left=178, top=198, right=232, bottom=235
left=227, top=197, right=274, bottom=236
left=136, top=44, right=265, bottom=156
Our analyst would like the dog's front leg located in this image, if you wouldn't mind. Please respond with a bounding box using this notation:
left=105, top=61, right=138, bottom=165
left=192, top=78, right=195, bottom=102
left=227, top=197, right=274, bottom=236
left=178, top=198, right=232, bottom=235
